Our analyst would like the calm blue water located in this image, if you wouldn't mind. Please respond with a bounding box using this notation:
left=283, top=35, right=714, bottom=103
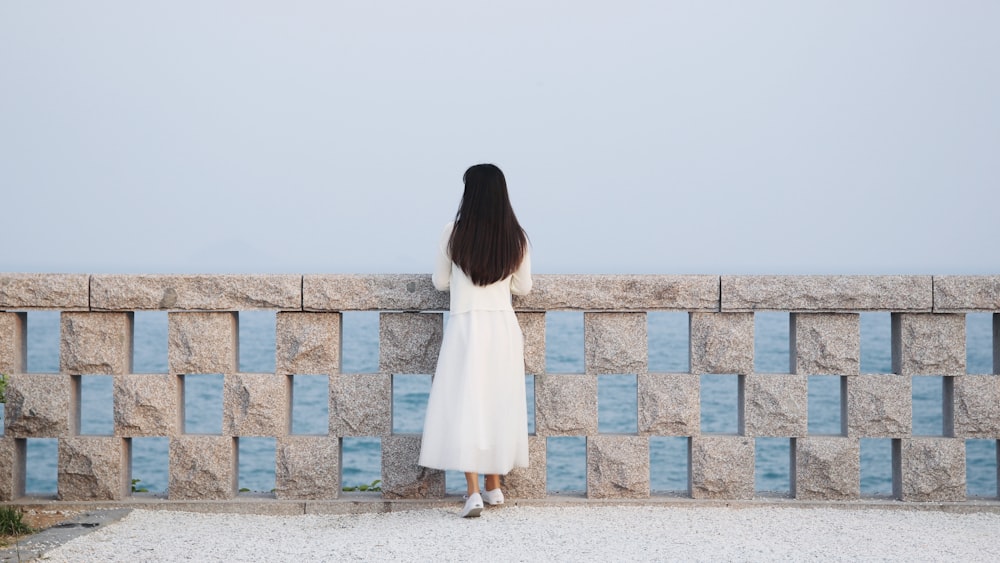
left=7, top=311, right=997, bottom=498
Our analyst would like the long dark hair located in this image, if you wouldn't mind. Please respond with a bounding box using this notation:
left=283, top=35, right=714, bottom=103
left=448, top=164, right=528, bottom=286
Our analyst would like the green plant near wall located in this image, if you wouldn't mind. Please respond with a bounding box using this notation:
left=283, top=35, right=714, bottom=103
left=342, top=479, right=382, bottom=492
left=0, top=373, right=7, bottom=403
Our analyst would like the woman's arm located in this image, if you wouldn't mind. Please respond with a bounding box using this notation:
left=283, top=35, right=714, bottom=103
left=432, top=223, right=453, bottom=291
left=510, top=246, right=532, bottom=295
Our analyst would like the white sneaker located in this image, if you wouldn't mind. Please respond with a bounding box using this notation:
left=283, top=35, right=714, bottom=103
left=481, top=488, right=505, bottom=506
left=461, top=493, right=483, bottom=518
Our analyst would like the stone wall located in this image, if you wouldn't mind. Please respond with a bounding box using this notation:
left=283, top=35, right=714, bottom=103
left=0, top=273, right=998, bottom=504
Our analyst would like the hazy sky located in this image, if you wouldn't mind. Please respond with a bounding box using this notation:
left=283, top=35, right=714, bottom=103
left=2, top=2, right=997, bottom=275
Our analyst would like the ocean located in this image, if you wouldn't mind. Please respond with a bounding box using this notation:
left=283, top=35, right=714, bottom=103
left=7, top=311, right=998, bottom=498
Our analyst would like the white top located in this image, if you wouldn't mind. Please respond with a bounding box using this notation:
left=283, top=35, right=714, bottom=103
left=432, top=222, right=532, bottom=313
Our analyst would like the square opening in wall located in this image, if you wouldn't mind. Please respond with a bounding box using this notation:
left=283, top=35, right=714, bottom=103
left=912, top=376, right=951, bottom=437
left=129, top=437, right=168, bottom=495
left=754, top=312, right=790, bottom=374
left=341, top=437, right=381, bottom=493
left=25, top=438, right=57, bottom=496
left=860, top=438, right=893, bottom=497
left=648, top=312, right=689, bottom=373
left=392, top=374, right=431, bottom=434
left=808, top=375, right=844, bottom=435
left=598, top=374, right=637, bottom=434
left=649, top=436, right=689, bottom=494
left=133, top=311, right=168, bottom=373
left=238, top=437, right=276, bottom=496
left=78, top=375, right=114, bottom=435
left=700, top=374, right=741, bottom=435
left=291, top=375, right=329, bottom=435
left=525, top=374, right=535, bottom=435
left=860, top=313, right=892, bottom=374
left=966, top=313, right=993, bottom=374
left=966, top=439, right=998, bottom=499
left=342, top=312, right=379, bottom=374
left=27, top=311, right=59, bottom=373
left=239, top=311, right=276, bottom=373
left=183, top=374, right=224, bottom=435
left=546, top=436, right=586, bottom=494
left=546, top=312, right=583, bottom=374
left=755, top=437, right=791, bottom=496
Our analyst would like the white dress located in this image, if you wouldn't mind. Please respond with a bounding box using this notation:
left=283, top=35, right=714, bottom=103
left=418, top=223, right=532, bottom=474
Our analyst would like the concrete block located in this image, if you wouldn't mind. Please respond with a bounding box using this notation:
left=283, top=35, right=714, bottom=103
left=276, top=312, right=341, bottom=375
left=513, top=275, right=720, bottom=312
left=689, top=313, right=754, bottom=375
left=953, top=375, right=1000, bottom=438
left=846, top=375, right=911, bottom=437
left=168, top=436, right=237, bottom=500
left=534, top=374, right=598, bottom=436
left=58, top=437, right=127, bottom=500
left=637, top=373, right=700, bottom=436
left=791, top=313, right=860, bottom=375
left=517, top=312, right=545, bottom=375
left=378, top=313, right=442, bottom=374
left=274, top=436, right=340, bottom=500
left=689, top=435, right=755, bottom=499
left=500, top=435, right=546, bottom=498
left=0, top=437, right=25, bottom=501
left=381, top=435, right=445, bottom=499
left=892, top=314, right=966, bottom=376
left=0, top=274, right=90, bottom=310
left=792, top=437, right=860, bottom=500
left=933, top=276, right=1000, bottom=312
left=168, top=312, right=238, bottom=374
left=91, top=274, right=301, bottom=311
left=895, top=438, right=966, bottom=501
left=60, top=312, right=134, bottom=375
left=584, top=312, right=647, bottom=375
left=114, top=374, right=180, bottom=437
left=0, top=312, right=26, bottom=374
left=743, top=374, right=808, bottom=437
left=223, top=373, right=290, bottom=437
left=330, top=373, right=390, bottom=436
left=722, top=275, right=933, bottom=312
left=587, top=435, right=650, bottom=499
left=4, top=374, right=72, bottom=437
left=304, top=274, right=448, bottom=312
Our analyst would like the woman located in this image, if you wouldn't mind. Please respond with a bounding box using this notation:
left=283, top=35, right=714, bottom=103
left=419, top=163, right=532, bottom=518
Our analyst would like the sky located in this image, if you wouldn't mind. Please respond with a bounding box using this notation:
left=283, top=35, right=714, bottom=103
left=1, top=1, right=998, bottom=275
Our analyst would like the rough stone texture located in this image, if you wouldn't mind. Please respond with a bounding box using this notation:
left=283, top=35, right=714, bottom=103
left=846, top=375, right=912, bottom=437
left=58, top=437, right=127, bottom=500
left=516, top=275, right=720, bottom=312
left=791, top=313, right=860, bottom=375
left=381, top=435, right=445, bottom=499
left=91, top=274, right=302, bottom=311
left=378, top=313, right=442, bottom=375
left=0, top=312, right=27, bottom=375
left=792, top=437, right=860, bottom=500
left=587, top=435, right=650, bottom=499
left=304, top=274, right=448, bottom=312
left=517, top=312, right=546, bottom=375
left=330, top=373, right=391, bottom=436
left=4, top=374, right=72, bottom=437
left=500, top=436, right=547, bottom=498
left=167, top=312, right=239, bottom=374
left=689, top=435, right=755, bottom=500
left=275, top=312, right=341, bottom=375
left=689, top=313, right=754, bottom=375
left=933, top=275, right=1000, bottom=312
left=168, top=436, right=237, bottom=500
left=892, top=314, right=966, bottom=376
left=0, top=437, right=25, bottom=501
left=60, top=312, right=134, bottom=375
left=584, top=312, right=648, bottom=375
left=274, top=436, right=340, bottom=500
left=534, top=374, right=598, bottom=436
left=637, top=373, right=700, bottom=436
left=743, top=374, right=808, bottom=437
left=0, top=273, right=90, bottom=310
left=722, top=275, right=933, bottom=312
left=895, top=437, right=966, bottom=501
left=952, top=375, right=1000, bottom=438
left=114, top=374, right=180, bottom=437
left=996, top=314, right=999, bottom=375
left=223, top=373, right=290, bottom=437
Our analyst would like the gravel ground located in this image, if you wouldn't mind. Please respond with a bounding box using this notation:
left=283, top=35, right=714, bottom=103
left=40, top=505, right=1000, bottom=562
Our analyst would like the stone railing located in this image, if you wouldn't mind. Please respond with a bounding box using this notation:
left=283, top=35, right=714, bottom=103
left=0, top=273, right=998, bottom=506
